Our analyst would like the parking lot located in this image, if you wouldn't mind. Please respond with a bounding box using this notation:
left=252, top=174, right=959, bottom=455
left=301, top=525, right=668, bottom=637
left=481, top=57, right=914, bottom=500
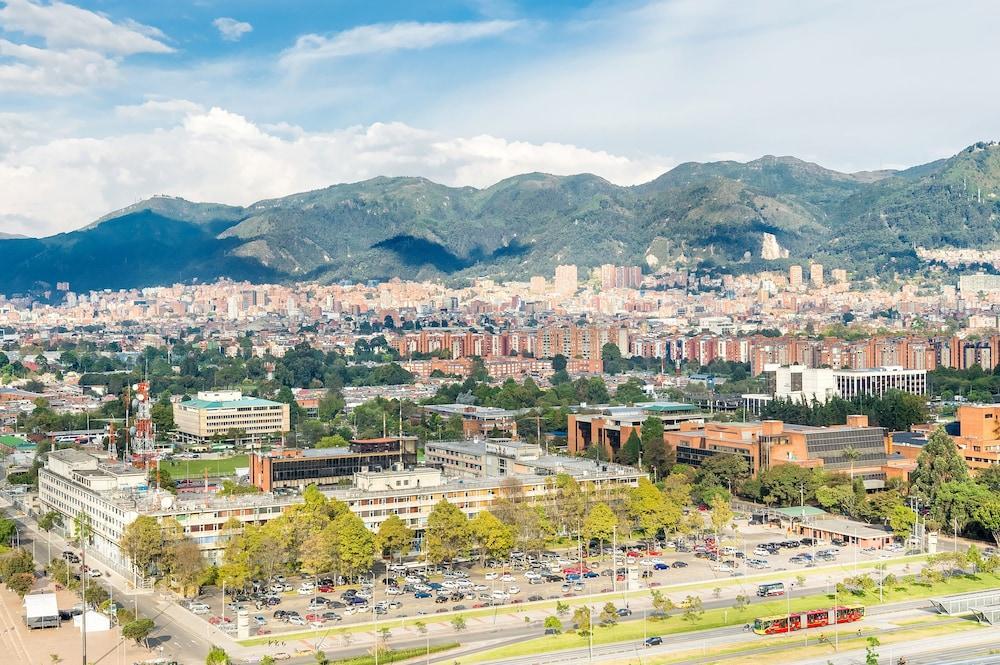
left=185, top=520, right=902, bottom=638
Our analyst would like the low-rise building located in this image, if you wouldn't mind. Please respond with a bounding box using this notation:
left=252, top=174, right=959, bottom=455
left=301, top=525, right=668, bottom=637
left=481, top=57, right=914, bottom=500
left=173, top=390, right=289, bottom=445
left=421, top=404, right=519, bottom=438
left=248, top=436, right=419, bottom=492
left=567, top=402, right=705, bottom=458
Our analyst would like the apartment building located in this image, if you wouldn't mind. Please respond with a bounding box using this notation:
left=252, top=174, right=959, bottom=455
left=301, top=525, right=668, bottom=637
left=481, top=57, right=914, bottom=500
left=421, top=404, right=518, bottom=439
left=173, top=390, right=290, bottom=444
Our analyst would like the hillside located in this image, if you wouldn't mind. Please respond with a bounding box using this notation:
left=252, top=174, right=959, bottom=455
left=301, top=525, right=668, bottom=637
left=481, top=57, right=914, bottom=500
left=2, top=142, right=999, bottom=294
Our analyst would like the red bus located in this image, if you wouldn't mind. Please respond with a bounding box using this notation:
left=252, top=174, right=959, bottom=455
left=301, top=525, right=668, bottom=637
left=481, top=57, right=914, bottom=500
left=752, top=605, right=864, bottom=635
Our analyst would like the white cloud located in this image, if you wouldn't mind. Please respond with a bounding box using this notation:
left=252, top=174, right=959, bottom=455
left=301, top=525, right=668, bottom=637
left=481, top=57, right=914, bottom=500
left=0, top=38, right=118, bottom=94
left=0, top=107, right=669, bottom=237
left=213, top=17, right=252, bottom=42
left=0, top=0, right=172, bottom=55
left=114, top=98, right=204, bottom=120
left=281, top=19, right=520, bottom=69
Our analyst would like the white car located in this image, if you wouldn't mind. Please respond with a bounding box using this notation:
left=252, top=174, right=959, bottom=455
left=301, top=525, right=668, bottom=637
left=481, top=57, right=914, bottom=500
left=456, top=580, right=473, bottom=589
left=405, top=576, right=424, bottom=584
left=385, top=587, right=404, bottom=596
left=712, top=564, right=735, bottom=573
left=500, top=573, right=514, bottom=582
left=524, top=571, right=541, bottom=580
left=484, top=572, right=498, bottom=580
left=297, top=587, right=314, bottom=595
left=507, top=585, right=521, bottom=595
left=753, top=547, right=770, bottom=557
left=491, top=591, right=509, bottom=600
left=88, top=569, right=103, bottom=578
left=189, top=603, right=210, bottom=614
left=442, top=580, right=459, bottom=589
left=287, top=615, right=306, bottom=626
left=473, top=584, right=488, bottom=592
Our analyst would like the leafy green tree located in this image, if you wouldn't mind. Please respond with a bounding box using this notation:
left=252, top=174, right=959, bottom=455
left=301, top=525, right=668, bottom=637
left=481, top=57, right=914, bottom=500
left=206, top=646, right=231, bottom=665
left=583, top=502, right=617, bottom=551
left=618, top=430, right=641, bottom=466
left=573, top=606, right=591, bottom=635
left=6, top=572, right=33, bottom=597
left=601, top=343, right=625, bottom=375
left=469, top=511, right=515, bottom=564
left=333, top=512, right=375, bottom=580
left=121, top=618, right=155, bottom=647
left=315, top=434, right=349, bottom=449
left=910, top=428, right=968, bottom=503
left=38, top=511, right=63, bottom=533
left=543, top=616, right=562, bottom=633
left=733, top=593, right=750, bottom=613
left=120, top=516, right=164, bottom=575
left=599, top=602, right=618, bottom=626
left=973, top=496, right=1000, bottom=547
left=650, top=590, right=675, bottom=616
left=628, top=478, right=681, bottom=538
left=709, top=495, right=733, bottom=535
left=887, top=504, right=916, bottom=542
left=317, top=391, right=346, bottom=421
left=681, top=595, right=704, bottom=623
left=615, top=377, right=646, bottom=405
left=425, top=500, right=470, bottom=566
left=556, top=601, right=570, bottom=617
left=375, top=515, right=412, bottom=561
left=450, top=616, right=467, bottom=632
left=865, top=636, right=880, bottom=665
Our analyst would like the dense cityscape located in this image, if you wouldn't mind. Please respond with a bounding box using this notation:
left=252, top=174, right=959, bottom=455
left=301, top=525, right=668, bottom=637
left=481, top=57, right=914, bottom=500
left=5, top=1, right=1000, bottom=665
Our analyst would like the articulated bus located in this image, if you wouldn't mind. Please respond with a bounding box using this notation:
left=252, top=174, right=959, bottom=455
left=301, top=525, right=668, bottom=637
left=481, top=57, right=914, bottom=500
left=752, top=605, right=864, bottom=635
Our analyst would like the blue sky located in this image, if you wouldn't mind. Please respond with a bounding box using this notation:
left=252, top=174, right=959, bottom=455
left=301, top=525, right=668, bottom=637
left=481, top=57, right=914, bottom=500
left=2, top=0, right=1000, bottom=236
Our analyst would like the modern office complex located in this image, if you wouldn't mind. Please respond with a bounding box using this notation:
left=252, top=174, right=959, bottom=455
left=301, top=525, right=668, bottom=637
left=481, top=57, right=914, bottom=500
left=567, top=402, right=705, bottom=458
left=173, top=390, right=290, bottom=444
left=762, top=364, right=927, bottom=403
left=248, top=436, right=419, bottom=491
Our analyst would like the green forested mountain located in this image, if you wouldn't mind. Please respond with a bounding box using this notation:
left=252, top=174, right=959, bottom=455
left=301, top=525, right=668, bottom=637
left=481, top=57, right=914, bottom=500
left=2, top=142, right=999, bottom=294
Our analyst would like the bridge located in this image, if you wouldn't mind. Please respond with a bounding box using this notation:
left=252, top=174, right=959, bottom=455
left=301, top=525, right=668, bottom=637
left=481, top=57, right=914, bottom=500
left=931, top=590, right=1000, bottom=625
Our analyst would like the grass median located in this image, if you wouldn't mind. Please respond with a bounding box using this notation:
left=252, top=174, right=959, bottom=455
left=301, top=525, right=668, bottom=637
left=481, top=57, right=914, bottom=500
left=238, top=554, right=930, bottom=647
left=454, top=571, right=1000, bottom=664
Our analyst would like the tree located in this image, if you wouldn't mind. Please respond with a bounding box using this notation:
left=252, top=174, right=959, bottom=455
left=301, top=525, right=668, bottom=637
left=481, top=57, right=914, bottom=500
left=681, top=595, right=704, bottom=624
left=573, top=605, right=591, bottom=634
left=206, top=646, right=231, bottom=665
left=552, top=354, right=568, bottom=372
left=628, top=478, right=681, bottom=539
left=38, top=511, right=62, bottom=532
left=317, top=391, right=346, bottom=421
left=315, top=434, right=349, bottom=449
left=121, top=618, right=155, bottom=647
left=615, top=378, right=646, bottom=405
left=733, top=593, right=750, bottom=613
left=842, top=445, right=861, bottom=480
left=619, top=429, right=642, bottom=466
left=164, top=538, right=207, bottom=596
left=650, top=590, right=675, bottom=616
left=709, top=495, right=733, bottom=535
left=6, top=572, right=33, bottom=596
left=260, top=657, right=276, bottom=665
left=120, top=516, right=164, bottom=575
left=450, top=616, right=467, bottom=632
left=910, top=428, right=968, bottom=503
left=601, top=343, right=625, bottom=375
left=556, top=601, right=570, bottom=617
left=974, top=496, right=1000, bottom=547
left=425, top=500, right=470, bottom=566
left=887, top=504, right=917, bottom=542
left=865, top=636, right=880, bottom=665
left=599, top=602, right=618, bottom=626
left=469, top=511, right=515, bottom=564
left=583, top=502, right=617, bottom=551
left=334, top=512, right=375, bottom=580
left=376, top=515, right=412, bottom=561
left=543, top=616, right=562, bottom=634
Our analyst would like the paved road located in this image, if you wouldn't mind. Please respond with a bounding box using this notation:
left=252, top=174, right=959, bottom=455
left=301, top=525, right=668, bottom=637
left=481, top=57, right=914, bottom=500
left=1, top=497, right=224, bottom=665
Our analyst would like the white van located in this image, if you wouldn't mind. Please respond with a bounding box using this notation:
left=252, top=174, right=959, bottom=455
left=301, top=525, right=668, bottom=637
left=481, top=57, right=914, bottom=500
left=189, top=602, right=210, bottom=614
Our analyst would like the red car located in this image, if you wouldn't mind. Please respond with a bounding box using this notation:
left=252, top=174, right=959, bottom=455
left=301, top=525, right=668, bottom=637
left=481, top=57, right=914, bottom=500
left=562, top=566, right=591, bottom=575
left=305, top=614, right=324, bottom=623
left=626, top=551, right=642, bottom=558
left=647, top=549, right=662, bottom=556
left=318, top=585, right=334, bottom=592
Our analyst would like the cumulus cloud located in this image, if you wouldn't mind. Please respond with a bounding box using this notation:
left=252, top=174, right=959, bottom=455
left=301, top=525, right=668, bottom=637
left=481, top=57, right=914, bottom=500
left=0, top=0, right=172, bottom=54
left=281, top=20, right=519, bottom=68
left=0, top=38, right=118, bottom=94
left=0, top=0, right=171, bottom=94
left=0, top=107, right=670, bottom=237
left=114, top=98, right=204, bottom=120
left=213, top=17, right=252, bottom=42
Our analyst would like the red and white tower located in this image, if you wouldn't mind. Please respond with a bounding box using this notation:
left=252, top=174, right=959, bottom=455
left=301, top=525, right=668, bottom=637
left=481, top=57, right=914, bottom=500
left=131, top=380, right=155, bottom=462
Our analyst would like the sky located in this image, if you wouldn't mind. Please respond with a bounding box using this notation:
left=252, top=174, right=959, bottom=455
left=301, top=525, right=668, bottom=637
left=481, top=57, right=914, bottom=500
left=2, top=0, right=1000, bottom=237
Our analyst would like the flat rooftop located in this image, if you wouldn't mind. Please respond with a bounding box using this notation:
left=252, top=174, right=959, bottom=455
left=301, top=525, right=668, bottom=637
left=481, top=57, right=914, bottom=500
left=179, top=396, right=283, bottom=409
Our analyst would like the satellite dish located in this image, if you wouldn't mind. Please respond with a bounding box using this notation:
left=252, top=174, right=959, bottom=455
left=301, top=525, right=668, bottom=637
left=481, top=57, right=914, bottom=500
left=129, top=426, right=137, bottom=436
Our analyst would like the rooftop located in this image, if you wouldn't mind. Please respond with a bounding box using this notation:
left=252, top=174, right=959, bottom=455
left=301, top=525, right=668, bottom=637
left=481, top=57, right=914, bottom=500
left=178, top=396, right=283, bottom=410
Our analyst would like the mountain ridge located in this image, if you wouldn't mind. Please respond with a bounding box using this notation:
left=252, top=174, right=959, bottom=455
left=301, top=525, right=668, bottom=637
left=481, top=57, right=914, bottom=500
left=3, top=143, right=999, bottom=295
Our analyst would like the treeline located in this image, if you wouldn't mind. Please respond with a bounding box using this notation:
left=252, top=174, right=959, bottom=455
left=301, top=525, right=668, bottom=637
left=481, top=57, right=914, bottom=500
left=760, top=390, right=928, bottom=432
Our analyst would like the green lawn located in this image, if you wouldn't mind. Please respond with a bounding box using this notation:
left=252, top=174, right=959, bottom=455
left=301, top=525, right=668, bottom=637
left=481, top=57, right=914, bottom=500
left=457, top=572, right=1000, bottom=664
left=160, top=455, right=248, bottom=479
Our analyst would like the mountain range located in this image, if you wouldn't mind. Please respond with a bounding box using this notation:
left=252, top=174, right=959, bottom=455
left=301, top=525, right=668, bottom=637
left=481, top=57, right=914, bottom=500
left=3, top=141, right=1000, bottom=296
